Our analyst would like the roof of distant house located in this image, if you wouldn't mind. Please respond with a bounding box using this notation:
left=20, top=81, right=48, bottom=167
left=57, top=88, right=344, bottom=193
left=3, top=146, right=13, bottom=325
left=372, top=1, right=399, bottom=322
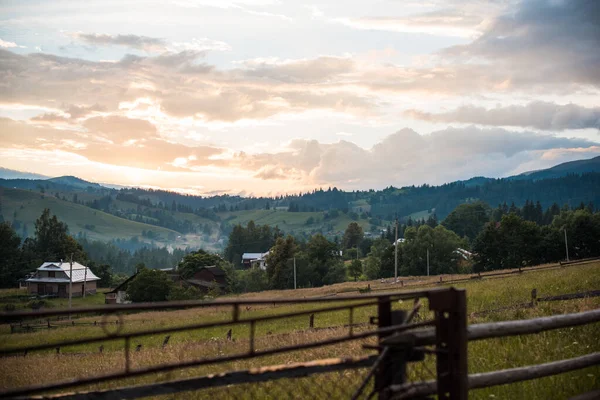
left=242, top=252, right=269, bottom=260
left=200, top=265, right=226, bottom=276
left=242, top=253, right=263, bottom=260
left=185, top=279, right=226, bottom=288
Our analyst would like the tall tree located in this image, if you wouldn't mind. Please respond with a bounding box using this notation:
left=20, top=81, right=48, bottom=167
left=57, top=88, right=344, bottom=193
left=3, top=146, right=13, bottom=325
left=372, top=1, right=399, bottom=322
left=342, top=222, right=364, bottom=249
left=401, top=225, right=464, bottom=276
left=473, top=214, right=541, bottom=271
left=0, top=222, right=22, bottom=288
left=178, top=249, right=222, bottom=279
left=348, top=259, right=363, bottom=281
left=23, top=209, right=87, bottom=267
left=265, top=236, right=297, bottom=289
left=442, top=202, right=490, bottom=242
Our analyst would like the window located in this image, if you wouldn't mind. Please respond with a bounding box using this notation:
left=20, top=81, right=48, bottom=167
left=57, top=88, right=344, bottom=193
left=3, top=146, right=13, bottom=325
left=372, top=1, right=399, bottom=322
left=48, top=271, right=55, bottom=278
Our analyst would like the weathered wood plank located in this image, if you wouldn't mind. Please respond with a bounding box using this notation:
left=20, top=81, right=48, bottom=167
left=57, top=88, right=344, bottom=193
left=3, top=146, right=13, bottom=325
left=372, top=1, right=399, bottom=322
left=538, top=290, right=600, bottom=302
left=383, top=308, right=600, bottom=347
left=388, top=352, right=600, bottom=399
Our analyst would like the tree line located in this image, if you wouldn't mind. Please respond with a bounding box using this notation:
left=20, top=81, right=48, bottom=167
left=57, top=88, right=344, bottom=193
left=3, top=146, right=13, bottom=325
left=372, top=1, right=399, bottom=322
left=0, top=209, right=186, bottom=288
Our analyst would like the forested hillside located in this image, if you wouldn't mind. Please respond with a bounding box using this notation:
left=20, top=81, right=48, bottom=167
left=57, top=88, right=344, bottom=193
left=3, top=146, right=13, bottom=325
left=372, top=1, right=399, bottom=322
left=1, top=157, right=599, bottom=252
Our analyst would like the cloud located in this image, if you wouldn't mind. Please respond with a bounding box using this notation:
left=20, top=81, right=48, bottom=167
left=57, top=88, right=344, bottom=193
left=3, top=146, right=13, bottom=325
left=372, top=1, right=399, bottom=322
left=334, top=9, right=488, bottom=37
left=405, top=102, right=600, bottom=130
left=0, top=39, right=18, bottom=48
left=170, top=38, right=231, bottom=52
left=71, top=32, right=231, bottom=53
left=240, top=126, right=600, bottom=188
left=71, top=33, right=167, bottom=52
left=2, top=115, right=599, bottom=191
left=82, top=116, right=158, bottom=143
left=441, top=0, right=600, bottom=89
left=240, top=56, right=355, bottom=83
left=65, top=104, right=106, bottom=119
left=30, top=113, right=71, bottom=124
left=0, top=117, right=225, bottom=171
left=0, top=49, right=374, bottom=123
left=355, top=0, right=600, bottom=95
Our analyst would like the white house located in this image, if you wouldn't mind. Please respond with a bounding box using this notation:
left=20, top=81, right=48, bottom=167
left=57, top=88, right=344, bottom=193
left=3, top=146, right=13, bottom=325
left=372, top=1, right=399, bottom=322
left=26, top=261, right=100, bottom=297
left=241, top=252, right=269, bottom=270
left=454, top=248, right=474, bottom=260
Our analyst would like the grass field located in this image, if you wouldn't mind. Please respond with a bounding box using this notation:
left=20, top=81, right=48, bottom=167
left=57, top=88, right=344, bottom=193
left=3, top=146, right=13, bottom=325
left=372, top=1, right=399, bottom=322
left=220, top=209, right=385, bottom=237
left=0, top=262, right=599, bottom=399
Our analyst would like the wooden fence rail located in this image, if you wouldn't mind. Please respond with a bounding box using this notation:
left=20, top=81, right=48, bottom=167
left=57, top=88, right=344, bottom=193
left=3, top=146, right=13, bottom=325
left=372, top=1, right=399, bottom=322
left=384, top=308, right=600, bottom=348
left=385, top=308, right=600, bottom=399
left=388, top=352, right=600, bottom=399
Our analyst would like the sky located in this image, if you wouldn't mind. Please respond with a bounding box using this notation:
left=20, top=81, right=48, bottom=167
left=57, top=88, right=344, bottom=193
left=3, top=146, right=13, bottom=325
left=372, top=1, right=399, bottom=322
left=0, top=0, right=599, bottom=196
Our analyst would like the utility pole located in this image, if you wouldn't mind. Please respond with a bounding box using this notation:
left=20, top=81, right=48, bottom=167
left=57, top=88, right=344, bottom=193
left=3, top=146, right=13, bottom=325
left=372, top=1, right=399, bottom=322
left=394, top=215, right=398, bottom=283
left=427, top=248, right=430, bottom=277
left=293, top=257, right=297, bottom=290
left=564, top=228, right=569, bottom=262
left=83, top=262, right=87, bottom=298
left=68, top=254, right=73, bottom=320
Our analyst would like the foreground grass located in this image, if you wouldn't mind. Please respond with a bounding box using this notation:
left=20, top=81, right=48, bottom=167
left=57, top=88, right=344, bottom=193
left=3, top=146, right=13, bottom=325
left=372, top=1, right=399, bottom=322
left=1, top=262, right=599, bottom=399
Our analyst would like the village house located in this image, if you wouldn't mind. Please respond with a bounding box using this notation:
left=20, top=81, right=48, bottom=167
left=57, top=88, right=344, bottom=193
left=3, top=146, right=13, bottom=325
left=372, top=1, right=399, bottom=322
left=241, top=252, right=269, bottom=270
left=105, top=265, right=227, bottom=304
left=184, top=265, right=228, bottom=293
left=26, top=261, right=99, bottom=297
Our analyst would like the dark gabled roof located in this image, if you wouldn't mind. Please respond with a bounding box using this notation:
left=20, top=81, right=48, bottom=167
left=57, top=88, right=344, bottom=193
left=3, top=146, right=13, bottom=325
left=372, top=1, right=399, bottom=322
left=185, top=279, right=226, bottom=288
left=200, top=265, right=226, bottom=276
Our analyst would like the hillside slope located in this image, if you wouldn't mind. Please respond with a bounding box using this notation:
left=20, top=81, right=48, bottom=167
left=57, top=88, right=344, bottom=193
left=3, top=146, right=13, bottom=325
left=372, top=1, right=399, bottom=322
left=511, top=156, right=600, bottom=180
left=0, top=188, right=179, bottom=245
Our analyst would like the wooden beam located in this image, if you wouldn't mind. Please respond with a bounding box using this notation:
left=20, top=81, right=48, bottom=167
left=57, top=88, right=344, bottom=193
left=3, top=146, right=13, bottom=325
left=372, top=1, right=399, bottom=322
left=468, top=352, right=600, bottom=389
left=388, top=352, right=600, bottom=399
left=538, top=290, right=600, bottom=302
left=383, top=308, right=600, bottom=348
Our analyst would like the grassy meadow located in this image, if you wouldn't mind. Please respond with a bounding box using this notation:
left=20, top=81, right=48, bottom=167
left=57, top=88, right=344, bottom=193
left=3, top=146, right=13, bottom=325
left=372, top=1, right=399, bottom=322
left=0, top=262, right=599, bottom=399
left=219, top=209, right=384, bottom=236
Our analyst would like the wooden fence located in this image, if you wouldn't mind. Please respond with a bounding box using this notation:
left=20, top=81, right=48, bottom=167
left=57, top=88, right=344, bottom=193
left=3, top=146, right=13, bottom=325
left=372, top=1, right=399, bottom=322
left=1, top=287, right=599, bottom=399
left=383, top=307, right=600, bottom=399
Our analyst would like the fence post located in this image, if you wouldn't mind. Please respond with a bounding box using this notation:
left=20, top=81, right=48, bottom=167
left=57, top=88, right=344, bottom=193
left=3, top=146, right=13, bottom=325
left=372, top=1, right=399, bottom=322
left=531, top=289, right=537, bottom=307
left=429, top=288, right=468, bottom=400
left=374, top=296, right=408, bottom=399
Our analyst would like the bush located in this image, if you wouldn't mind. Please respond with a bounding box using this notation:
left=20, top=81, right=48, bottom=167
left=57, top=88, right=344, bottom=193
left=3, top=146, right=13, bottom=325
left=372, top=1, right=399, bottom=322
left=168, top=285, right=203, bottom=301
left=127, top=268, right=173, bottom=302
left=27, top=299, right=48, bottom=310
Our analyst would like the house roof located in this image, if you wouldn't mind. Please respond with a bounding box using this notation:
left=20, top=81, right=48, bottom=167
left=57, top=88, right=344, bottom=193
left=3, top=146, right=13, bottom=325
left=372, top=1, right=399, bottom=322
left=185, top=279, right=226, bottom=288
left=27, top=261, right=100, bottom=283
left=242, top=253, right=263, bottom=260
left=242, top=252, right=269, bottom=260
left=201, top=265, right=226, bottom=276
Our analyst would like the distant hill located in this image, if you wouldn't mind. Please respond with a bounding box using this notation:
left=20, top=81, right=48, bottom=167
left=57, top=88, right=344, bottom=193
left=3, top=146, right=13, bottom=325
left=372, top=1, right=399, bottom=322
left=0, top=188, right=180, bottom=244
left=0, top=167, right=49, bottom=180
left=1, top=156, right=600, bottom=250
left=510, top=156, right=600, bottom=181
left=47, top=176, right=103, bottom=190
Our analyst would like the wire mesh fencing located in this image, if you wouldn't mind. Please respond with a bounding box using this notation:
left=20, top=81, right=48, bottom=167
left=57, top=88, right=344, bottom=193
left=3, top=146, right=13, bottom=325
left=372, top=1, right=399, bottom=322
left=0, top=288, right=455, bottom=399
